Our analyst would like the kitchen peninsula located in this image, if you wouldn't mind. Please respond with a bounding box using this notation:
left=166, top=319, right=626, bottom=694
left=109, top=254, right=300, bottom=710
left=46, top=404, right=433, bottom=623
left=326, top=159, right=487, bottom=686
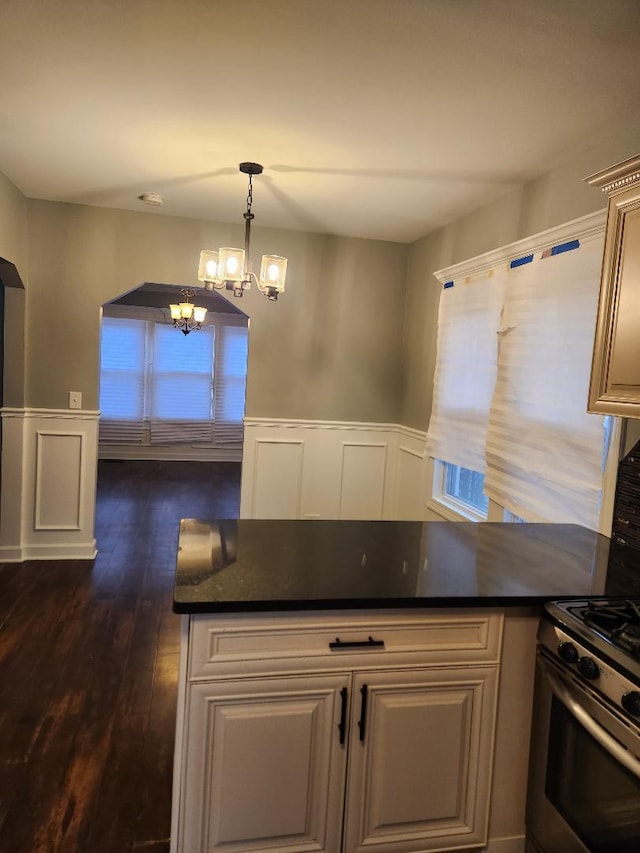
left=170, top=520, right=623, bottom=853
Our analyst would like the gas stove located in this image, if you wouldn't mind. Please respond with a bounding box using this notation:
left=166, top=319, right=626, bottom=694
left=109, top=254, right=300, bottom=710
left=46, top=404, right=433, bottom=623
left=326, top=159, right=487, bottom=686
left=540, top=598, right=640, bottom=722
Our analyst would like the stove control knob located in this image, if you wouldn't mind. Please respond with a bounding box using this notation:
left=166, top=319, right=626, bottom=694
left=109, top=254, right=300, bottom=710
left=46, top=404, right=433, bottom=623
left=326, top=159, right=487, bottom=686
left=577, top=656, right=600, bottom=680
left=621, top=691, right=640, bottom=717
left=558, top=642, right=579, bottom=664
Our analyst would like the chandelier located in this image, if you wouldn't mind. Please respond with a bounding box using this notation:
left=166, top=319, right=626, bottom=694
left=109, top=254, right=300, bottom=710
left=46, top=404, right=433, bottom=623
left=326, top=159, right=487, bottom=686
left=197, top=162, right=287, bottom=301
left=169, top=287, right=207, bottom=335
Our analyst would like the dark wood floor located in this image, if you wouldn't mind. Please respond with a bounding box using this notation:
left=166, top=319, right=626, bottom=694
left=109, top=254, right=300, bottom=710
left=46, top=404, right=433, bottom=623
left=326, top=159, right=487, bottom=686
left=0, top=460, right=241, bottom=853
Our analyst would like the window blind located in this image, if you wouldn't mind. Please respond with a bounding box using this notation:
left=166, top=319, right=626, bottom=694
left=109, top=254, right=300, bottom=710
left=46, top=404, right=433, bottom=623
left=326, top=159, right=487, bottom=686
left=149, top=324, right=215, bottom=444
left=99, top=317, right=146, bottom=444
left=484, top=236, right=606, bottom=528
left=99, top=315, right=248, bottom=449
left=213, top=325, right=249, bottom=444
left=426, top=269, right=506, bottom=474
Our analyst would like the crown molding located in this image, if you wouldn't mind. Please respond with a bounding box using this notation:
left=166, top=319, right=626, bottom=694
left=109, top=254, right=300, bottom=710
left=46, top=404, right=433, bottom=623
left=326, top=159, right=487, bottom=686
left=585, top=154, right=640, bottom=195
left=433, top=209, right=607, bottom=284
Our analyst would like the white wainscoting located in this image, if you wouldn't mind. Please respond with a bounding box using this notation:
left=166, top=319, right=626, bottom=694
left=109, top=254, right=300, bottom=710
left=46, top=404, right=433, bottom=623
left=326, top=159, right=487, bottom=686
left=241, top=419, right=429, bottom=521
left=0, top=408, right=99, bottom=561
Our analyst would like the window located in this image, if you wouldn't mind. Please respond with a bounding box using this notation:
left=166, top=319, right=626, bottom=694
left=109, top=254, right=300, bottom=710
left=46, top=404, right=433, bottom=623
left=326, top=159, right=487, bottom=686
left=99, top=316, right=248, bottom=447
left=427, top=223, right=610, bottom=530
left=433, top=461, right=489, bottom=520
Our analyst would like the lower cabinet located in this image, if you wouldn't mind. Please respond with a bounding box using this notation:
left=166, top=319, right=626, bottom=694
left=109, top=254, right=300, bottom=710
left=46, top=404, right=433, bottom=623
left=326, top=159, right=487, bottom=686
left=343, top=667, right=498, bottom=853
left=181, top=673, right=349, bottom=852
left=175, top=632, right=500, bottom=853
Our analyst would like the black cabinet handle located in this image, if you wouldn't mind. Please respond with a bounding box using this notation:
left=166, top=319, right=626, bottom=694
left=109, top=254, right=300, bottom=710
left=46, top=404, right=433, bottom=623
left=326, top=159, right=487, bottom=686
left=358, top=684, right=368, bottom=742
left=329, top=636, right=385, bottom=650
left=338, top=687, right=348, bottom=745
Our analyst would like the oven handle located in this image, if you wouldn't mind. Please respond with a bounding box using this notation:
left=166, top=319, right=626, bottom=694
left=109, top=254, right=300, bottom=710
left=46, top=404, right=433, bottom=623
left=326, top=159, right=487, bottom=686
left=541, top=658, right=640, bottom=780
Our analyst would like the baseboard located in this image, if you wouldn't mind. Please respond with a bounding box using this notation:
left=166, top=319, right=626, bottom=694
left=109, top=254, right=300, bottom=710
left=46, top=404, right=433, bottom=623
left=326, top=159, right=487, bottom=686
left=0, top=545, right=25, bottom=563
left=5, top=540, right=99, bottom=563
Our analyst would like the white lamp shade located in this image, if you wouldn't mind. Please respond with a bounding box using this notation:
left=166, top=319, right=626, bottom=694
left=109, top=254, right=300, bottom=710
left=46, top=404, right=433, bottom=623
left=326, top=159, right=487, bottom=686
left=169, top=304, right=181, bottom=320
left=219, top=247, right=245, bottom=282
left=259, top=254, right=287, bottom=293
left=193, top=305, right=207, bottom=323
left=198, top=250, right=221, bottom=284
left=179, top=302, right=194, bottom=319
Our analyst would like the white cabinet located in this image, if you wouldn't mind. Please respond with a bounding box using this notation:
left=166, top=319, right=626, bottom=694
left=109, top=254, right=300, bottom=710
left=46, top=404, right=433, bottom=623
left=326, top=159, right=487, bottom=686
left=180, top=674, right=349, bottom=852
left=343, top=667, right=498, bottom=853
left=171, top=610, right=503, bottom=853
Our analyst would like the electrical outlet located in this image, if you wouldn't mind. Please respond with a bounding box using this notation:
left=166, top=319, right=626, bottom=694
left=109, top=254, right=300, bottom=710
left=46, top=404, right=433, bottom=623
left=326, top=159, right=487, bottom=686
left=68, top=391, right=82, bottom=410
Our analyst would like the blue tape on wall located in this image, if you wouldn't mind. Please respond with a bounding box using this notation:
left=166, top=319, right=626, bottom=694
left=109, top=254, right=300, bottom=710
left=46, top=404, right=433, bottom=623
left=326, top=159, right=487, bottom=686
left=510, top=254, right=534, bottom=268
left=443, top=280, right=454, bottom=289
left=550, top=239, right=580, bottom=256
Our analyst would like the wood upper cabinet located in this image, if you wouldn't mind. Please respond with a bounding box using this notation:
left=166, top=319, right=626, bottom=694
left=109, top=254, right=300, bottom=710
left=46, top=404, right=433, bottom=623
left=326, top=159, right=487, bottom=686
left=586, top=155, right=640, bottom=416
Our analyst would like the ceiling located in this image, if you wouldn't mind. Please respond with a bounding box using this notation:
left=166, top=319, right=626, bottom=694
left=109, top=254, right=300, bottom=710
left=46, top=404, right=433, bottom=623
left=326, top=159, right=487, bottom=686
left=1, top=0, right=639, bottom=243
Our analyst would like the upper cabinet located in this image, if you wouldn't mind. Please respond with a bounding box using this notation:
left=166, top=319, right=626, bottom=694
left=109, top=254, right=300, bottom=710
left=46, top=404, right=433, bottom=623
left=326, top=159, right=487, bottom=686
left=587, top=155, right=640, bottom=417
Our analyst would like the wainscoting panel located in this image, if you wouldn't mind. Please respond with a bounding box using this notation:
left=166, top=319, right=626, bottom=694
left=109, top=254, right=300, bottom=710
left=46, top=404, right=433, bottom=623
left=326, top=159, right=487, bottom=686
left=251, top=440, right=304, bottom=519
left=0, top=408, right=99, bottom=561
left=241, top=419, right=429, bottom=522
left=35, top=431, right=84, bottom=529
left=339, top=443, right=387, bottom=520
left=394, top=440, right=428, bottom=522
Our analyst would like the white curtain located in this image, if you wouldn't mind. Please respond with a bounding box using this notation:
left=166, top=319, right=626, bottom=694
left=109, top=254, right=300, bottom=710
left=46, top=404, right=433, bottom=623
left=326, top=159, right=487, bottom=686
left=484, top=237, right=606, bottom=528
left=426, top=269, right=506, bottom=474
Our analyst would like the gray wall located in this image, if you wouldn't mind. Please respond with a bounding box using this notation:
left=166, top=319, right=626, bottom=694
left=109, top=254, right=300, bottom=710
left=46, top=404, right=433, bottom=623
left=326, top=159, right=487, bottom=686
left=399, top=122, right=640, bottom=431
left=0, top=171, right=28, bottom=407
left=24, top=199, right=408, bottom=421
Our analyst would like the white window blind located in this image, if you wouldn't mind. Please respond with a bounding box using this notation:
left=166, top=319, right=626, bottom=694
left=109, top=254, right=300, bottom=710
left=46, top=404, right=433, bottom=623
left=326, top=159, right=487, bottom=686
left=426, top=269, right=506, bottom=474
left=484, top=236, right=606, bottom=529
left=99, top=316, right=248, bottom=449
left=99, top=317, right=146, bottom=444
left=149, top=324, right=215, bottom=444
left=213, top=325, right=249, bottom=444
left=427, top=213, right=608, bottom=531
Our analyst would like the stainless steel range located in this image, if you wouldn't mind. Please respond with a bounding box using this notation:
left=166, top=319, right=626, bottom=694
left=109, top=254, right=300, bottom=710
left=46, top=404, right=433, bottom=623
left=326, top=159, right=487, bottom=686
left=527, top=599, right=640, bottom=852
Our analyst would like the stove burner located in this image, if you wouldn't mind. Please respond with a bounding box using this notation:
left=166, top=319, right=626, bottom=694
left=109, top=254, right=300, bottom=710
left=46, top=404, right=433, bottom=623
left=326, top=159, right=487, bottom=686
left=570, top=599, right=640, bottom=658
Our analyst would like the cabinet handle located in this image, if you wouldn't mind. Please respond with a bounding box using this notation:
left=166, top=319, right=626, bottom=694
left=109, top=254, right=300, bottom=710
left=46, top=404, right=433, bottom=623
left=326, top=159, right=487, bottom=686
left=358, top=684, right=368, bottom=742
left=329, top=636, right=385, bottom=650
left=338, top=687, right=348, bottom=745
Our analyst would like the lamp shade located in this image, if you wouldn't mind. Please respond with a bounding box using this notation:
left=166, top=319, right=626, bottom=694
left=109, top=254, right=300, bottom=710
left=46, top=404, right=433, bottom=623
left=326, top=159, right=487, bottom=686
left=193, top=305, right=207, bottom=324
left=259, top=255, right=287, bottom=293
left=198, top=250, right=221, bottom=284
left=219, top=248, right=245, bottom=282
left=179, top=301, right=194, bottom=319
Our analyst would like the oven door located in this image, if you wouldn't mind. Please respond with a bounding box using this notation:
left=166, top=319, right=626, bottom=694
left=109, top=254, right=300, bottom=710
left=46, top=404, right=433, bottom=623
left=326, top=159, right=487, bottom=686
left=527, top=649, right=640, bottom=853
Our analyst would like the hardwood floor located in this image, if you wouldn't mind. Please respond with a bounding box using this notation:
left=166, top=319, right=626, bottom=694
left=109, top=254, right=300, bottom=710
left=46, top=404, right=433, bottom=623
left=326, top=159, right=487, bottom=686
left=0, top=460, right=241, bottom=853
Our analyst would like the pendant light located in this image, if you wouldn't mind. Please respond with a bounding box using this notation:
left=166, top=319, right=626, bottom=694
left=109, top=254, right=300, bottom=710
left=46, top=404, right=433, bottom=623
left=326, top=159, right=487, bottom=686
left=197, top=162, right=287, bottom=301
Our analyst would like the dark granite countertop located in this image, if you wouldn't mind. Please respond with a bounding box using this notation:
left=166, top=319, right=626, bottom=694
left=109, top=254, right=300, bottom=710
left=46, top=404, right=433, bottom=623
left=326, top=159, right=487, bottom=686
left=173, top=519, right=640, bottom=614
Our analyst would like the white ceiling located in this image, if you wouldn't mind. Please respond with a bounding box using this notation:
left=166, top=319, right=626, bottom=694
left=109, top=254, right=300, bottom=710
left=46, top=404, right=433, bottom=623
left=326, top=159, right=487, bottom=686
left=1, top=0, right=639, bottom=243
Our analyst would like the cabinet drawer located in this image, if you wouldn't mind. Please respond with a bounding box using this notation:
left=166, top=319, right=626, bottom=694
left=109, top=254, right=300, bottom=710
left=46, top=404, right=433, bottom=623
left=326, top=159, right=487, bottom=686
left=187, top=610, right=503, bottom=679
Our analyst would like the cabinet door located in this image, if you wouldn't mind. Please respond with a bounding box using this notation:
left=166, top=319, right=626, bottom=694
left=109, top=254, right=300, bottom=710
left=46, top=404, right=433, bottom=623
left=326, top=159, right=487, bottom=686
left=178, top=673, right=350, bottom=853
left=343, top=666, right=499, bottom=853
left=589, top=179, right=640, bottom=415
